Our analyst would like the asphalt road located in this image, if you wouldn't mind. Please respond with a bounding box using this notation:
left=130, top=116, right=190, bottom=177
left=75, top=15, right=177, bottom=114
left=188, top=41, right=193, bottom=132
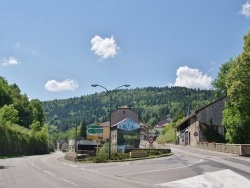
left=1, top=144, right=250, bottom=188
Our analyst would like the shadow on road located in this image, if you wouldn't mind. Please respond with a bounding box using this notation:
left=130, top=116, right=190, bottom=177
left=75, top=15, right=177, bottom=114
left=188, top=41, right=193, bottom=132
left=0, top=165, right=15, bottom=169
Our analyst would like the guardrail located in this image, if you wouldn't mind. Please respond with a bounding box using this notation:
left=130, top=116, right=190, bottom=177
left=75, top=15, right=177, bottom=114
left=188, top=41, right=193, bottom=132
left=195, top=142, right=250, bottom=156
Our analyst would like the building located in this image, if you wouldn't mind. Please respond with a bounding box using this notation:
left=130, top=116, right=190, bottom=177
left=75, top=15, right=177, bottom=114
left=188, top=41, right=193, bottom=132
left=153, top=118, right=173, bottom=136
left=111, top=118, right=141, bottom=152
left=176, top=97, right=226, bottom=146
left=110, top=106, right=148, bottom=152
left=100, top=121, right=110, bottom=142
left=111, top=106, right=139, bottom=125
left=140, top=122, right=149, bottom=140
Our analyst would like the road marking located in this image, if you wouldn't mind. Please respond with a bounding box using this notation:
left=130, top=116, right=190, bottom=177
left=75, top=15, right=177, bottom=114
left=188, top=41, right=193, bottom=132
left=81, top=167, right=100, bottom=173
left=156, top=169, right=250, bottom=188
left=70, top=164, right=78, bottom=168
left=123, top=159, right=203, bottom=176
left=58, top=177, right=78, bottom=186
left=31, top=161, right=42, bottom=170
left=44, top=170, right=55, bottom=176
left=30, top=160, right=78, bottom=186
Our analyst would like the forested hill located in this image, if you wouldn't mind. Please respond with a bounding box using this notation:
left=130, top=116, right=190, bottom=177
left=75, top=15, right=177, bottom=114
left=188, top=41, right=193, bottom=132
left=42, top=86, right=216, bottom=131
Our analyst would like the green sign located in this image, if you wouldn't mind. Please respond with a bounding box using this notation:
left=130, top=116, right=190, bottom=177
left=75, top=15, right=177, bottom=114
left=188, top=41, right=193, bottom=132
left=87, top=124, right=103, bottom=134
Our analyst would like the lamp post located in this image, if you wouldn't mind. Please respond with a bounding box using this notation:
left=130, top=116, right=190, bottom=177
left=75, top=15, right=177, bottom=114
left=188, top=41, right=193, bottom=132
left=91, top=84, right=130, bottom=159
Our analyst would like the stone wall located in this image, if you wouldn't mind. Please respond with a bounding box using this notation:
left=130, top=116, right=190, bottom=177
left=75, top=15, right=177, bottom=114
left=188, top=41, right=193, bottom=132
left=195, top=142, right=250, bottom=156
left=196, top=97, right=226, bottom=135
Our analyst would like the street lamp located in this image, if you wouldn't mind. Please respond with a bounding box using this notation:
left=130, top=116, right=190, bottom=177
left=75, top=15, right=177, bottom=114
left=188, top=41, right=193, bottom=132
left=91, top=84, right=130, bottom=159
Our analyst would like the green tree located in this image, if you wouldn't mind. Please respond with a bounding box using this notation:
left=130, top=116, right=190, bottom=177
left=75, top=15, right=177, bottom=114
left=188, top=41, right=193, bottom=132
left=212, top=59, right=234, bottom=97
left=148, top=117, right=158, bottom=126
left=223, top=30, right=250, bottom=143
left=0, top=105, right=18, bottom=125
left=172, top=109, right=185, bottom=123
left=80, top=121, right=87, bottom=138
left=0, top=77, right=13, bottom=107
left=30, top=99, right=46, bottom=125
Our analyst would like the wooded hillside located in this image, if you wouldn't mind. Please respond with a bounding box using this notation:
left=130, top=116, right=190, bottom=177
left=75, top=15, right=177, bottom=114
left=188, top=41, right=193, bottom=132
left=42, top=86, right=216, bottom=131
left=0, top=77, right=48, bottom=156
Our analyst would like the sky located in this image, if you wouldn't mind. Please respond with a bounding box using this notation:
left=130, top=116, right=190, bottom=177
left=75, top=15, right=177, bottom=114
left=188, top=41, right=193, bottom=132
left=0, top=0, right=249, bottom=101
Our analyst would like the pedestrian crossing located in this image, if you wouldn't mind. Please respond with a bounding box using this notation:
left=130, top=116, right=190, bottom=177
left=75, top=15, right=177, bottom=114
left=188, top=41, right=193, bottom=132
left=156, top=169, right=250, bottom=188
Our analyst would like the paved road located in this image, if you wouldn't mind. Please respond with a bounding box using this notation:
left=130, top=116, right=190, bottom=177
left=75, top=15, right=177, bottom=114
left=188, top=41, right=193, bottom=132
left=0, top=144, right=250, bottom=188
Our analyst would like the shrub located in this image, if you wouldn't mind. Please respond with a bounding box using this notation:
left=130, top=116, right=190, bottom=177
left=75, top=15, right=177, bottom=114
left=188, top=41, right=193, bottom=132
left=110, top=152, right=129, bottom=160
left=93, top=143, right=109, bottom=163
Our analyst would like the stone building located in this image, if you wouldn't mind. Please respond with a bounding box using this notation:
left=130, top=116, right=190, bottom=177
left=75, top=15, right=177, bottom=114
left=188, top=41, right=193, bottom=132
left=176, top=97, right=226, bottom=146
left=111, top=106, right=139, bottom=125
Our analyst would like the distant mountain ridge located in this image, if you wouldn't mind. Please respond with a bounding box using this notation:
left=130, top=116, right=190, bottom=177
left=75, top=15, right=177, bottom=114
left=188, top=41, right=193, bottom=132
left=42, top=86, right=216, bottom=131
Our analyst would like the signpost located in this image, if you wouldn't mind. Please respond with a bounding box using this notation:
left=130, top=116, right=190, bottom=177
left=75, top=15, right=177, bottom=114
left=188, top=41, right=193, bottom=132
left=148, top=136, right=154, bottom=144
left=87, top=124, right=103, bottom=140
left=148, top=136, right=154, bottom=155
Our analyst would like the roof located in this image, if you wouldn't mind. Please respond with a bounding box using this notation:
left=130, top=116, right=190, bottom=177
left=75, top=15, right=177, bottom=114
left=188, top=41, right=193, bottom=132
left=111, top=106, right=138, bottom=115
left=140, top=122, right=149, bottom=128
left=111, top=118, right=131, bottom=127
left=157, top=118, right=172, bottom=126
left=195, top=96, right=226, bottom=114
left=175, top=96, right=226, bottom=128
left=111, top=118, right=140, bottom=130
left=175, top=114, right=196, bottom=128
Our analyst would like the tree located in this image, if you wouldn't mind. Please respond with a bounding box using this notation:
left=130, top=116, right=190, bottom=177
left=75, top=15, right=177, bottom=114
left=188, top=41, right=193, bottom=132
left=80, top=121, right=87, bottom=139
left=0, top=105, right=18, bottom=125
left=30, top=99, right=46, bottom=125
left=222, top=30, right=250, bottom=143
left=172, top=109, right=185, bottom=123
left=212, top=59, right=234, bottom=97
left=147, top=117, right=158, bottom=126
left=0, top=77, right=13, bottom=107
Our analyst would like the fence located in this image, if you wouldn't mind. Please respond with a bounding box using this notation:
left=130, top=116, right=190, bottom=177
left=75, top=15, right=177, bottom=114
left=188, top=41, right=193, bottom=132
left=195, top=142, right=250, bottom=156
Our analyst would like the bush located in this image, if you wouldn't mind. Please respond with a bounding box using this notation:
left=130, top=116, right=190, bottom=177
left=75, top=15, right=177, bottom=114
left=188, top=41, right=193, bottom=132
left=110, top=152, right=129, bottom=160
left=93, top=143, right=109, bottom=163
left=157, top=123, right=176, bottom=143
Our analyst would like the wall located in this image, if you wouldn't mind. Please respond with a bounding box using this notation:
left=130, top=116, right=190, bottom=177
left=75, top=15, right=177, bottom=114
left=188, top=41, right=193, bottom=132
left=195, top=142, right=250, bottom=156
left=111, top=107, right=139, bottom=125
left=196, top=97, right=226, bottom=135
left=188, top=117, right=200, bottom=146
left=102, top=125, right=110, bottom=142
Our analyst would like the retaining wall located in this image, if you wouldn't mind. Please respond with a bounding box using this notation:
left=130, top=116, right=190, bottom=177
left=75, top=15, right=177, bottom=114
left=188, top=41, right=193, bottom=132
left=195, top=142, right=250, bottom=156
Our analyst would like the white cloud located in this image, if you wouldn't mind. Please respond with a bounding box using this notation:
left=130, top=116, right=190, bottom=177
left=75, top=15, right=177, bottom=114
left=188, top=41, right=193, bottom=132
left=173, top=66, right=213, bottom=89
left=241, top=1, right=250, bottom=18
left=44, top=79, right=79, bottom=92
left=1, top=57, right=21, bottom=66
left=91, top=35, right=119, bottom=59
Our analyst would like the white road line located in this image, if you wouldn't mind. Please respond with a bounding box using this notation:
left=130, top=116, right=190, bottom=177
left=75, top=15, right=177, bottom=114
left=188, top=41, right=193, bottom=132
left=156, top=169, right=250, bottom=188
left=123, top=159, right=203, bottom=176
left=70, top=164, right=78, bottom=168
left=81, top=167, right=100, bottom=173
left=44, top=170, right=56, bottom=176
left=30, top=160, right=78, bottom=186
left=31, top=161, right=42, bottom=170
left=58, top=177, right=78, bottom=186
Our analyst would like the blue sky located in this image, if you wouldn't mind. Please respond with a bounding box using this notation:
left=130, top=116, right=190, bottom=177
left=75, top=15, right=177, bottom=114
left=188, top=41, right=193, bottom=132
left=0, top=0, right=249, bottom=101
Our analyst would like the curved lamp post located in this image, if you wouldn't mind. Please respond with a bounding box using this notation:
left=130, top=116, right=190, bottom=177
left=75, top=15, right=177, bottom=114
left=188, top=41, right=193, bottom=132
left=91, top=84, right=130, bottom=159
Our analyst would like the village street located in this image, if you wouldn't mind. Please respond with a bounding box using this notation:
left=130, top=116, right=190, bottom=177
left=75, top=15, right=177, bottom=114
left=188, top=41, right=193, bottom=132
left=1, top=143, right=250, bottom=188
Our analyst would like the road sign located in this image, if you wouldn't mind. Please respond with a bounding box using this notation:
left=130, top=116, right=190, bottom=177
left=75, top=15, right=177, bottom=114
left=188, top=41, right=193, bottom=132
left=148, top=136, right=154, bottom=144
left=194, top=132, right=198, bottom=137
left=87, top=128, right=103, bottom=134
left=87, top=125, right=103, bottom=134
left=87, top=135, right=99, bottom=140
